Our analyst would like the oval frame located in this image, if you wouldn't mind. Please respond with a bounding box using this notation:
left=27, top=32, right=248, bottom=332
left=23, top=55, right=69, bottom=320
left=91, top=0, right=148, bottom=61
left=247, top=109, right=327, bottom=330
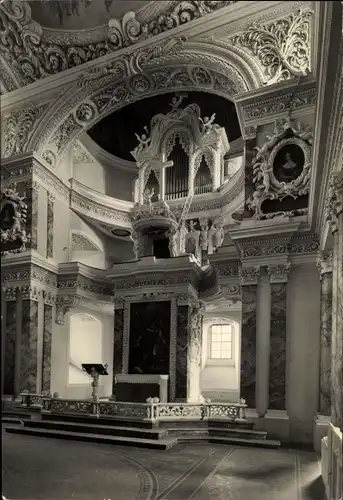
left=268, top=137, right=311, bottom=190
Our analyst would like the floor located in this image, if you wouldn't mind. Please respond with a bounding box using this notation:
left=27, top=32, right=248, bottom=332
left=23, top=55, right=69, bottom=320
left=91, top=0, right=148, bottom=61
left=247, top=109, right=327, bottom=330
left=2, top=428, right=325, bottom=500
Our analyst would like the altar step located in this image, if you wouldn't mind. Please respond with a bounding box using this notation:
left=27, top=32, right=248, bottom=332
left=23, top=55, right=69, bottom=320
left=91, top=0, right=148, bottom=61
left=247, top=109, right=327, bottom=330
left=5, top=416, right=281, bottom=450
left=5, top=426, right=177, bottom=450
left=12, top=419, right=169, bottom=440
left=41, top=412, right=158, bottom=428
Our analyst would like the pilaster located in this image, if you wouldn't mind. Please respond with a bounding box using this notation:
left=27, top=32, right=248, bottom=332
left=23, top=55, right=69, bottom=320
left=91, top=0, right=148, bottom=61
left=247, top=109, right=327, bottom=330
left=326, top=169, right=343, bottom=431
left=46, top=191, right=55, bottom=258
left=239, top=265, right=260, bottom=408
left=267, top=263, right=291, bottom=411
left=20, top=286, right=40, bottom=392
left=316, top=252, right=333, bottom=416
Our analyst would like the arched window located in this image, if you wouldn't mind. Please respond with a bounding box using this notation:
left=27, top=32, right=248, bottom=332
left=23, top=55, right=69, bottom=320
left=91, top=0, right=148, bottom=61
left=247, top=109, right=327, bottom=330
left=209, top=323, right=233, bottom=359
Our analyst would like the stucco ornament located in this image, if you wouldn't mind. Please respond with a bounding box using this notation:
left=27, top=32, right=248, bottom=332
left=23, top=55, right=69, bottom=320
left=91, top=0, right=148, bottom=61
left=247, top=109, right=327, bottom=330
left=247, top=120, right=312, bottom=220
left=231, top=9, right=312, bottom=85
left=0, top=0, right=236, bottom=88
left=325, top=170, right=343, bottom=233
left=1, top=184, right=31, bottom=255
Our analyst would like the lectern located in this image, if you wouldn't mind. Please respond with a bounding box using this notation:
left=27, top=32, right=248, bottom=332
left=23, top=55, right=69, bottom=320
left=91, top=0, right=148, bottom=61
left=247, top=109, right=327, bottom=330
left=82, top=363, right=108, bottom=401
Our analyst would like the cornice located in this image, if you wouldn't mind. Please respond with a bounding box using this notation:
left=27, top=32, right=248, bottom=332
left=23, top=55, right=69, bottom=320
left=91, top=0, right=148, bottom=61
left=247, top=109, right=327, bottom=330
left=0, top=152, right=70, bottom=202
left=229, top=219, right=301, bottom=241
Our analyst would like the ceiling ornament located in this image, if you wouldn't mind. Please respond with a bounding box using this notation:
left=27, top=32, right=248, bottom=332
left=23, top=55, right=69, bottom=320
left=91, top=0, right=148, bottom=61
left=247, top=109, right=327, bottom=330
left=39, top=63, right=241, bottom=161
left=3, top=104, right=49, bottom=158
left=230, top=9, right=312, bottom=85
left=0, top=0, right=236, bottom=89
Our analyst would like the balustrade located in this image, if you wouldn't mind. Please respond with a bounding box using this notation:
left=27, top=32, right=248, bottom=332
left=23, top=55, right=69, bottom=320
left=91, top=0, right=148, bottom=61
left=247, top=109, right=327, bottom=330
left=20, top=393, right=247, bottom=422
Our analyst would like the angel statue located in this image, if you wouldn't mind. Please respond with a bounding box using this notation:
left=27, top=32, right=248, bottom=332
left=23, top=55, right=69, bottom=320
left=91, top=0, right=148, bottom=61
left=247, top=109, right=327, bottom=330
left=258, top=163, right=273, bottom=193
left=134, top=126, right=151, bottom=155
left=212, top=220, right=225, bottom=251
left=199, top=114, right=216, bottom=134
left=170, top=95, right=185, bottom=110
left=143, top=188, right=154, bottom=209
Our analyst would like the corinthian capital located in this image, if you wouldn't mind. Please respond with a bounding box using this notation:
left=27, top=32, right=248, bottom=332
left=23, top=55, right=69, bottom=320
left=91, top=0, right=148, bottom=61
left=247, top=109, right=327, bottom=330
left=239, top=266, right=260, bottom=286
left=267, top=263, right=291, bottom=283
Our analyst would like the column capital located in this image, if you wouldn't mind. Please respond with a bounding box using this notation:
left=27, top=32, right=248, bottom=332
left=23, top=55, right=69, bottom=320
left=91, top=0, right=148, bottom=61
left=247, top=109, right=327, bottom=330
left=239, top=265, right=260, bottom=286
left=47, top=191, right=56, bottom=203
left=267, top=263, right=291, bottom=283
left=55, top=294, right=80, bottom=325
left=316, top=251, right=333, bottom=277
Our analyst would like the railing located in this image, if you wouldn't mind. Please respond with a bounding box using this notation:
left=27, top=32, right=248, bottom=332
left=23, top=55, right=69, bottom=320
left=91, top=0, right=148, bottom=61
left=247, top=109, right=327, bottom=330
left=20, top=392, right=44, bottom=408
left=20, top=394, right=247, bottom=422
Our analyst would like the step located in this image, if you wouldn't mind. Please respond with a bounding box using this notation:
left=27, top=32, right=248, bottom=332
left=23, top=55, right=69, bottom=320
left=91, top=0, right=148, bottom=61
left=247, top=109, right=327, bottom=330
left=23, top=419, right=168, bottom=440
left=209, top=420, right=255, bottom=430
left=2, top=417, right=26, bottom=425
left=5, top=426, right=177, bottom=450
left=178, top=435, right=280, bottom=449
left=41, top=412, right=156, bottom=428
left=166, top=427, right=267, bottom=440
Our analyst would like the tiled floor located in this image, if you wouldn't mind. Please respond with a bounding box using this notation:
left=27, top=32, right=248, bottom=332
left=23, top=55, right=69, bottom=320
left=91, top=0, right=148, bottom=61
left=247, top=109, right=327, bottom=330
left=2, top=429, right=325, bottom=500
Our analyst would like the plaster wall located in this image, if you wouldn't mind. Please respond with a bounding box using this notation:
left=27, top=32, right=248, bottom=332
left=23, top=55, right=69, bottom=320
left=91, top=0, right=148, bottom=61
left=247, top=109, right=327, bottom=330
left=50, top=306, right=114, bottom=399
left=200, top=311, right=241, bottom=402
left=286, top=262, right=321, bottom=444
left=53, top=197, right=71, bottom=263
left=73, top=161, right=136, bottom=201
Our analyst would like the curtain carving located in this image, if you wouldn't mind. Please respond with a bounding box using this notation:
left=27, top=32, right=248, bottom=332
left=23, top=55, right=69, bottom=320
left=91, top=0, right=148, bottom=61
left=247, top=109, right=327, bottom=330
left=194, top=156, right=212, bottom=195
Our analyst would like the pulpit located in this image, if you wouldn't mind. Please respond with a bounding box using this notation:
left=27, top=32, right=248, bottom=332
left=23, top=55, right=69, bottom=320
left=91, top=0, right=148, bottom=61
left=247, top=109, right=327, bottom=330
left=82, top=363, right=108, bottom=401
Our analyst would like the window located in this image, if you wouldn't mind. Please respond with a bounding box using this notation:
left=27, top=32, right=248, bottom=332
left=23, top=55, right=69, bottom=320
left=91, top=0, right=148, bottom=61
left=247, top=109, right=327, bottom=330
left=209, top=324, right=233, bottom=359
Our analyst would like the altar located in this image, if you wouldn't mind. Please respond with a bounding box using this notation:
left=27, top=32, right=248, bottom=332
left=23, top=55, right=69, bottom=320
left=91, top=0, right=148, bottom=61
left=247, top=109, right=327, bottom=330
left=115, top=374, right=169, bottom=403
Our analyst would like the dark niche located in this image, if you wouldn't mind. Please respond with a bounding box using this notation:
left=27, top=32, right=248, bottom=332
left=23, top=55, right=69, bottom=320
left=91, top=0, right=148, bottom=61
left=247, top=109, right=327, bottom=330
left=129, top=301, right=171, bottom=375
left=261, top=194, right=309, bottom=214
left=273, top=143, right=304, bottom=183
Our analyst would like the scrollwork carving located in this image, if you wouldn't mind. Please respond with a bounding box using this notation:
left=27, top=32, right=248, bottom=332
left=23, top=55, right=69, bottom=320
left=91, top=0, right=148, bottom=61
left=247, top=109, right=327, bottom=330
left=55, top=295, right=81, bottom=326
left=231, top=9, right=312, bottom=85
left=1, top=184, right=31, bottom=255
left=325, top=170, right=343, bottom=234
left=247, top=121, right=312, bottom=220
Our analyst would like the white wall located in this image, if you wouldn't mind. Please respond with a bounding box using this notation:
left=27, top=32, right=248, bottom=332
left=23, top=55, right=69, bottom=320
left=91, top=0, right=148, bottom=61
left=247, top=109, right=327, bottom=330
left=287, top=262, right=321, bottom=444
left=51, top=306, right=114, bottom=399
left=200, top=311, right=241, bottom=402
left=73, top=160, right=136, bottom=201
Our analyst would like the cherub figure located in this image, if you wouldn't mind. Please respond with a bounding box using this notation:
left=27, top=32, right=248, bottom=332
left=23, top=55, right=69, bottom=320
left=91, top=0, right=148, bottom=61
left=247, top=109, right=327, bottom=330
left=170, top=95, right=184, bottom=110
left=200, top=114, right=216, bottom=134
left=143, top=188, right=154, bottom=209
left=258, top=163, right=273, bottom=193
left=134, top=126, right=151, bottom=155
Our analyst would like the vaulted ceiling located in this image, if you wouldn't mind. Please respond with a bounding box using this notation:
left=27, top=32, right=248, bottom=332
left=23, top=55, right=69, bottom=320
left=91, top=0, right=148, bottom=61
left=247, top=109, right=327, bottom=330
left=88, top=91, right=241, bottom=161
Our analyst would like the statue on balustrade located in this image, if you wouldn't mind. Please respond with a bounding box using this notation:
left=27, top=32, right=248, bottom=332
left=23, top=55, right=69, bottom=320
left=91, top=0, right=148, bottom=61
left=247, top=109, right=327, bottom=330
left=213, top=220, right=225, bottom=250
left=185, top=220, right=200, bottom=256
left=143, top=188, right=154, bottom=209
left=165, top=227, right=178, bottom=257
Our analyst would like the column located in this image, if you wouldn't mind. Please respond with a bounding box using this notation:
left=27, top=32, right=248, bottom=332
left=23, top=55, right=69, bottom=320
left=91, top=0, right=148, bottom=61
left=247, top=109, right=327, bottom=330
left=255, top=270, right=271, bottom=417
left=240, top=266, right=260, bottom=408
left=160, top=167, right=166, bottom=201
left=3, top=288, right=17, bottom=396
left=175, top=303, right=203, bottom=402
left=267, top=263, right=290, bottom=411
left=42, top=293, right=54, bottom=393
left=20, top=288, right=40, bottom=392
left=46, top=191, right=55, bottom=258
left=112, top=305, right=124, bottom=395
left=316, top=253, right=333, bottom=415
left=327, top=170, right=343, bottom=431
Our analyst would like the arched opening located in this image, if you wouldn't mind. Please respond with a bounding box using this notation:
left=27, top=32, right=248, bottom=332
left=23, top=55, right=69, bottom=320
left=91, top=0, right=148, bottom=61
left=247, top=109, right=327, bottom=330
left=165, top=138, right=189, bottom=200
left=194, top=156, right=212, bottom=195
left=145, top=170, right=159, bottom=202
left=68, top=313, right=103, bottom=386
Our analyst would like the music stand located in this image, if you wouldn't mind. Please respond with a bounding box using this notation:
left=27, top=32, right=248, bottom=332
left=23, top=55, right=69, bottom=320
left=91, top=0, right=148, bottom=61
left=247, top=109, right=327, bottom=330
left=82, top=363, right=108, bottom=401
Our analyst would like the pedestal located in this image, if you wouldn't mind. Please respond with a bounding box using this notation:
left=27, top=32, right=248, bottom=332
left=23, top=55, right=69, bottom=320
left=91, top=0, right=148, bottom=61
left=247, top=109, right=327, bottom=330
left=116, top=374, right=169, bottom=403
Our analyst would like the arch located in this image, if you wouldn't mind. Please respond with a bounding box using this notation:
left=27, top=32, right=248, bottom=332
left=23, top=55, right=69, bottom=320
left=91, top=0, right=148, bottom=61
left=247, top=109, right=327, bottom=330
left=68, top=313, right=103, bottom=385
left=26, top=41, right=262, bottom=166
